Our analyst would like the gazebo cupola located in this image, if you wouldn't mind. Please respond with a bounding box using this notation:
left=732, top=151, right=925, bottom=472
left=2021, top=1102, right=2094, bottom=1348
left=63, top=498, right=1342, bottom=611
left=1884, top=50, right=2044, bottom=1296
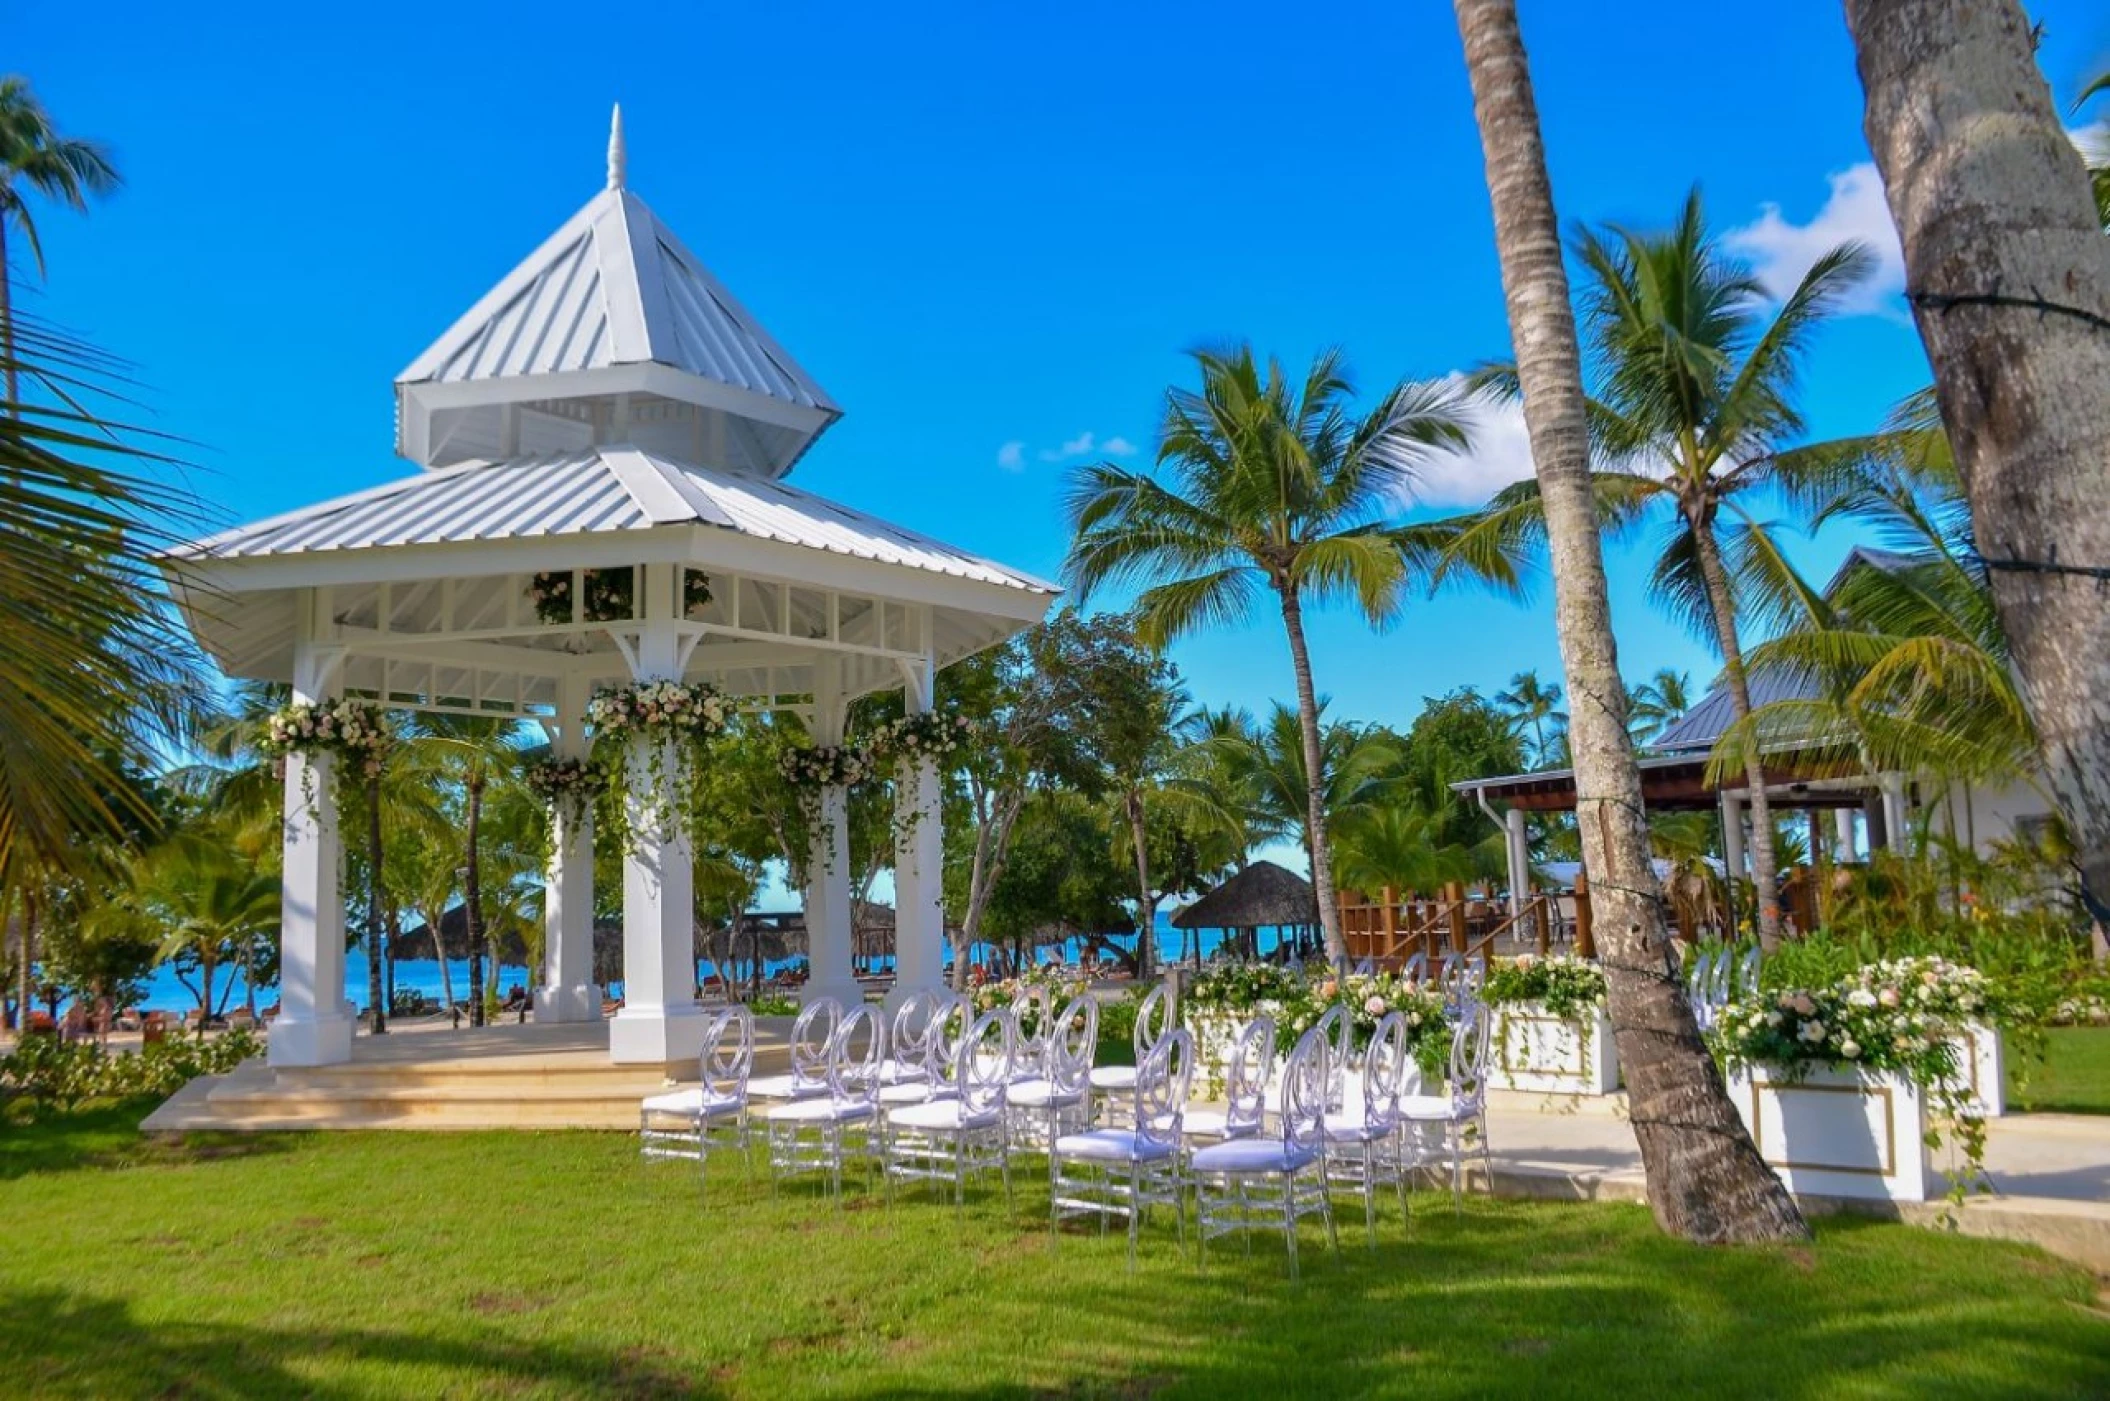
left=393, top=106, right=840, bottom=478
left=166, top=110, right=1054, bottom=1073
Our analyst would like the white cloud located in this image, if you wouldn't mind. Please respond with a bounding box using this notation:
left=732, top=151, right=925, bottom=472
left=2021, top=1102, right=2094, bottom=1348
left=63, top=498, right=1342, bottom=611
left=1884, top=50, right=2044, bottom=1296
left=1040, top=431, right=1097, bottom=462
left=1414, top=380, right=1538, bottom=507
left=995, top=440, right=1025, bottom=472
left=1102, top=435, right=1138, bottom=457
left=1723, top=163, right=1906, bottom=317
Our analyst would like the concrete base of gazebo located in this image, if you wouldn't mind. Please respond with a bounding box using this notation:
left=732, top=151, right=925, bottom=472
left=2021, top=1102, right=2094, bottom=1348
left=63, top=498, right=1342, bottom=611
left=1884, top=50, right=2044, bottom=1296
left=140, top=1017, right=791, bottom=1133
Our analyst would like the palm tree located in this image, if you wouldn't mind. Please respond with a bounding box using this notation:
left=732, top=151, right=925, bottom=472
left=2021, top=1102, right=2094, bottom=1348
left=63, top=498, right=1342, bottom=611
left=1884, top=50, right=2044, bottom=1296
left=410, top=716, right=527, bottom=1026
left=2076, top=71, right=2108, bottom=231
left=1453, top=0, right=1807, bottom=1242
left=1628, top=668, right=1693, bottom=744
left=1450, top=190, right=1876, bottom=950
left=1159, top=704, right=1282, bottom=882
left=0, top=77, right=119, bottom=407
left=137, top=830, right=280, bottom=1028
left=1845, top=0, right=2110, bottom=934
left=1493, top=668, right=1566, bottom=767
left=1065, top=344, right=1489, bottom=963
left=1334, top=806, right=1498, bottom=896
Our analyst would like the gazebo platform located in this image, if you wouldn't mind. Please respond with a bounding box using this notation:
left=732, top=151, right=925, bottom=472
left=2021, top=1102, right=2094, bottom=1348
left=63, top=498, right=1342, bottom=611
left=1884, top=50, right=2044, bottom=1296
left=141, top=1018, right=790, bottom=1133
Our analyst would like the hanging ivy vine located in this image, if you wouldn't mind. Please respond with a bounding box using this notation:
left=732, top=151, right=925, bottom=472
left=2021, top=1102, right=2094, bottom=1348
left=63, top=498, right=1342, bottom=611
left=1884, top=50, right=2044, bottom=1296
left=778, top=743, right=873, bottom=875
left=589, top=679, right=730, bottom=850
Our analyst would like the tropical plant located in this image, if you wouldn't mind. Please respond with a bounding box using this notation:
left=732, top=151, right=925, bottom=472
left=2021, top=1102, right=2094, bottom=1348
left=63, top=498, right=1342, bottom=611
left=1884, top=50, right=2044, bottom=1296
left=0, top=76, right=119, bottom=405
left=1064, top=344, right=1496, bottom=963
left=409, top=716, right=528, bottom=1025
left=1493, top=668, right=1567, bottom=768
left=1628, top=668, right=1694, bottom=744
left=1449, top=190, right=1877, bottom=950
left=1452, top=0, right=1808, bottom=1242
left=135, top=830, right=281, bottom=1026
left=1333, top=806, right=1495, bottom=897
left=2076, top=70, right=2108, bottom=231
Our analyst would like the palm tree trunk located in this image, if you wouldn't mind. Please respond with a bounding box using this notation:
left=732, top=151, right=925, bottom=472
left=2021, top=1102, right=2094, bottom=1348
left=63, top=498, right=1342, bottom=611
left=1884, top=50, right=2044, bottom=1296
left=1125, top=788, right=1157, bottom=980
left=424, top=904, right=457, bottom=1015
left=1454, top=0, right=1807, bottom=1243
left=1276, top=588, right=1346, bottom=965
left=465, top=773, right=486, bottom=1028
left=15, top=886, right=32, bottom=1036
left=1688, top=518, right=1785, bottom=950
left=365, top=774, right=387, bottom=1034
left=1844, top=0, right=2110, bottom=928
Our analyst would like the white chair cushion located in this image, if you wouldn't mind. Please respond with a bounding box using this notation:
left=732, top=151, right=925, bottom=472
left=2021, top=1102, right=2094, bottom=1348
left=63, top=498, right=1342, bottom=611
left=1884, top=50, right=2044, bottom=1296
left=748, top=1073, right=827, bottom=1100
left=640, top=1087, right=741, bottom=1117
left=877, top=1059, right=930, bottom=1085
left=765, top=1097, right=875, bottom=1124
left=1052, top=1128, right=1175, bottom=1164
left=1320, top=1114, right=1393, bottom=1145
left=878, top=1081, right=955, bottom=1106
left=1088, top=1065, right=1138, bottom=1091
left=1397, top=1094, right=1471, bottom=1121
left=887, top=1099, right=1002, bottom=1132
left=1190, top=1137, right=1319, bottom=1175
left=1179, top=1109, right=1257, bottom=1140
left=1007, top=1079, right=1085, bottom=1110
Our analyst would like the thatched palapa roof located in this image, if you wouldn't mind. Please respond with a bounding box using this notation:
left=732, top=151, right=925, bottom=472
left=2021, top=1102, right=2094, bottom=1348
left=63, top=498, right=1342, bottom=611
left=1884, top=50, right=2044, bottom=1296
left=1170, top=860, right=1318, bottom=931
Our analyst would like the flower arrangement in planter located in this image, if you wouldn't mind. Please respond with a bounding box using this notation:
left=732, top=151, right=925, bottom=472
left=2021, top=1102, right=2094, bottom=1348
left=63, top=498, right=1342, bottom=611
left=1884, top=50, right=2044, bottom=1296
left=528, top=568, right=713, bottom=625
left=1483, top=954, right=1617, bottom=1095
left=522, top=754, right=609, bottom=828
left=1181, top=963, right=1450, bottom=1097
left=588, top=680, right=730, bottom=845
left=259, top=698, right=394, bottom=792
left=868, top=711, right=976, bottom=764
left=1710, top=972, right=1987, bottom=1206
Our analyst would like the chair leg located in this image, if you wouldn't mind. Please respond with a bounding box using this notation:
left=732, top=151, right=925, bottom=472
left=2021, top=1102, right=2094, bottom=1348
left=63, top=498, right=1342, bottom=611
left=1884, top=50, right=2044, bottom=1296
left=1127, top=1172, right=1141, bottom=1273
left=1283, top=1180, right=1299, bottom=1281
left=1362, top=1144, right=1376, bottom=1248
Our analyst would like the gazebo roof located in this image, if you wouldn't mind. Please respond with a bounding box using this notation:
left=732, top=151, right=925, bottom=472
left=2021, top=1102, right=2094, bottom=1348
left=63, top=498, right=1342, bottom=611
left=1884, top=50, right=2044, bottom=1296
left=1171, top=860, right=1318, bottom=931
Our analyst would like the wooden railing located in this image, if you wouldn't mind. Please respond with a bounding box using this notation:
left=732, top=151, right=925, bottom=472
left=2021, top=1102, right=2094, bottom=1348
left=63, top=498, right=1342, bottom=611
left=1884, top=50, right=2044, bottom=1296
left=1338, top=881, right=1594, bottom=969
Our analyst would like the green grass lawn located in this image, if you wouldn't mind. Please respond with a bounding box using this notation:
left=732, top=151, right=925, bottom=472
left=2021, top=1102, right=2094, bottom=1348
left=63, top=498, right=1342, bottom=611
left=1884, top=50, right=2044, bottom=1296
left=2011, top=1027, right=2110, bottom=1115
left=2, top=1100, right=2105, bottom=1399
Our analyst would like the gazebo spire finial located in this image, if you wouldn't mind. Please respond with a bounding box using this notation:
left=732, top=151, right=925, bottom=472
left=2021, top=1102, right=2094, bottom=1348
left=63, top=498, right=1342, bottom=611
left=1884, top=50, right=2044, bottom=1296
left=607, top=103, right=626, bottom=191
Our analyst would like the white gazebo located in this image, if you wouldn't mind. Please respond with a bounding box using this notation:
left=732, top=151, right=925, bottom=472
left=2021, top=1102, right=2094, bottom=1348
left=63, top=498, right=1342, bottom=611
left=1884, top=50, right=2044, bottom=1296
left=165, top=112, right=1055, bottom=1069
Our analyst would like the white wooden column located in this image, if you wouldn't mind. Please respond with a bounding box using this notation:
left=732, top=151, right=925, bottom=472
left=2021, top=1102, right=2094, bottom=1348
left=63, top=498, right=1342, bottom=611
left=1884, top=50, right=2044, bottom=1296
left=270, top=594, right=356, bottom=1067
left=609, top=564, right=707, bottom=1065
left=804, top=656, right=861, bottom=1008
left=888, top=654, right=944, bottom=1008
left=1834, top=808, right=1859, bottom=863
left=1879, top=773, right=1909, bottom=852
left=539, top=672, right=601, bottom=1023
left=1721, top=792, right=1748, bottom=880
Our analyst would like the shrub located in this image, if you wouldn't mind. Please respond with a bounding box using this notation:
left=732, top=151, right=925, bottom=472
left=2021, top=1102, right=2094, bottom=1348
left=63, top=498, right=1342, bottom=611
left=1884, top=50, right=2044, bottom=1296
left=1482, top=954, right=1607, bottom=1023
left=0, top=1029, right=264, bottom=1115
left=746, top=993, right=800, bottom=1017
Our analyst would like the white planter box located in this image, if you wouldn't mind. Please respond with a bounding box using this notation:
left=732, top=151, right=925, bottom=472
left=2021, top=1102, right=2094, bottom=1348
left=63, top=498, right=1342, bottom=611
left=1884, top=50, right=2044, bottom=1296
left=1943, top=1023, right=2005, bottom=1118
left=1185, top=1013, right=1419, bottom=1110
left=1490, top=1003, right=1619, bottom=1095
left=1726, top=1063, right=1934, bottom=1203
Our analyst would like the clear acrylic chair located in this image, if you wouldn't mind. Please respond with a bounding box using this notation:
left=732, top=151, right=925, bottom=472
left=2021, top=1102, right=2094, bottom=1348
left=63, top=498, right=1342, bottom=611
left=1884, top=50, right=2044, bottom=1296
left=1399, top=1004, right=1494, bottom=1212
left=882, top=1007, right=1015, bottom=1208
left=1007, top=995, right=1097, bottom=1150
left=1189, top=1025, right=1338, bottom=1279
left=638, top=1004, right=754, bottom=1195
left=1007, top=981, right=1054, bottom=1083
left=1089, top=983, right=1172, bottom=1123
left=1321, top=1011, right=1413, bottom=1244
left=878, top=994, right=970, bottom=1110
left=764, top=1003, right=882, bottom=1202
left=1736, top=944, right=1763, bottom=999
left=1310, top=1004, right=1353, bottom=1114
left=1439, top=955, right=1486, bottom=1019
left=879, top=991, right=943, bottom=1090
left=1180, top=1015, right=1276, bottom=1143
left=748, top=996, right=842, bottom=1101
left=1400, top=952, right=1429, bottom=987
left=1050, top=1028, right=1192, bottom=1270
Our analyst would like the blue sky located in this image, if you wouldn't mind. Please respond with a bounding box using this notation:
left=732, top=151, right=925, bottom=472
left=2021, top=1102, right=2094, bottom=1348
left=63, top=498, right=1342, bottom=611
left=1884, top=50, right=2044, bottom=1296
left=16, top=0, right=2110, bottom=740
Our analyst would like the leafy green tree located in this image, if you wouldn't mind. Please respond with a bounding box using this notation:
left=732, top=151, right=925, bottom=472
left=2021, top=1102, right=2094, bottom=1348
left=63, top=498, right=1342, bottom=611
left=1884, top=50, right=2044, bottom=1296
left=1065, top=344, right=1496, bottom=963
left=1451, top=190, right=1876, bottom=949
left=0, top=76, right=118, bottom=405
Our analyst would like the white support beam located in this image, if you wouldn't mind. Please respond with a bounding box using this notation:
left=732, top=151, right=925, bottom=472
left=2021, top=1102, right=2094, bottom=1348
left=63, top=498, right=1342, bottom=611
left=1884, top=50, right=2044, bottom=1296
left=889, top=651, right=945, bottom=1010
left=270, top=591, right=356, bottom=1067
left=540, top=672, right=601, bottom=1023
left=804, top=655, right=860, bottom=1009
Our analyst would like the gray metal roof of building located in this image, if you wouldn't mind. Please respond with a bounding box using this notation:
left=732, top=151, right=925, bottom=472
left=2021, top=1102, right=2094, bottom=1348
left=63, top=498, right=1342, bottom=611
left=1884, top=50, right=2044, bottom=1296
left=174, top=446, right=1055, bottom=594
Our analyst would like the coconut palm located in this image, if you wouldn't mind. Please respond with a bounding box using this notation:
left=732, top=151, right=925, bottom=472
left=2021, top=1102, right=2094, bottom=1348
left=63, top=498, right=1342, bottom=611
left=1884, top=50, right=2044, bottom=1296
left=136, top=829, right=281, bottom=1027
left=1448, top=190, right=1876, bottom=950
left=2077, top=71, right=2108, bottom=231
left=1494, top=668, right=1567, bottom=767
left=409, top=715, right=528, bottom=1025
left=1159, top=705, right=1283, bottom=882
left=1453, top=0, right=1807, bottom=1242
left=1065, top=344, right=1493, bottom=963
left=1334, top=805, right=1499, bottom=896
left=1629, top=668, right=1694, bottom=744
left=0, top=77, right=119, bottom=406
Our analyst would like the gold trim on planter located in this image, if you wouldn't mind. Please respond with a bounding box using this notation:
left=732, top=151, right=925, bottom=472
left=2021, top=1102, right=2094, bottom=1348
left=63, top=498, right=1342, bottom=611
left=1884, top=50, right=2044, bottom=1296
left=1747, top=1077, right=1896, bottom=1178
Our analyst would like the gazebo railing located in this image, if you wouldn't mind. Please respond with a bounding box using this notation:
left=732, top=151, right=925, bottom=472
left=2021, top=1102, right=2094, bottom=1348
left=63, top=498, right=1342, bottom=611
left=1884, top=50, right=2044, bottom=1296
left=1338, top=889, right=1578, bottom=968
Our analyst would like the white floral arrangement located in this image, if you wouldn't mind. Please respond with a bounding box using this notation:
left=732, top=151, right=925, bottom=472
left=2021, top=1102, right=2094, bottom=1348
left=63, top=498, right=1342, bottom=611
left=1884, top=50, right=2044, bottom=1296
left=588, top=680, right=729, bottom=743
left=777, top=743, right=872, bottom=792
left=1183, top=964, right=1450, bottom=1076
left=259, top=698, right=393, bottom=778
left=523, top=755, right=608, bottom=825
left=869, top=711, right=976, bottom=762
left=1842, top=955, right=1996, bottom=1028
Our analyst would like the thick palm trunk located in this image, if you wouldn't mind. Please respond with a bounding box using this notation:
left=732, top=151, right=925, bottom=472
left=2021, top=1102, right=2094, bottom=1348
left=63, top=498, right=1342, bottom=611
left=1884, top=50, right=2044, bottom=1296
left=465, top=774, right=486, bottom=1028
left=1277, top=589, right=1347, bottom=965
left=1845, top=0, right=2110, bottom=927
left=1126, top=789, right=1157, bottom=979
left=365, top=776, right=387, bottom=1034
left=1454, top=0, right=1806, bottom=1242
left=1688, top=519, right=1785, bottom=949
